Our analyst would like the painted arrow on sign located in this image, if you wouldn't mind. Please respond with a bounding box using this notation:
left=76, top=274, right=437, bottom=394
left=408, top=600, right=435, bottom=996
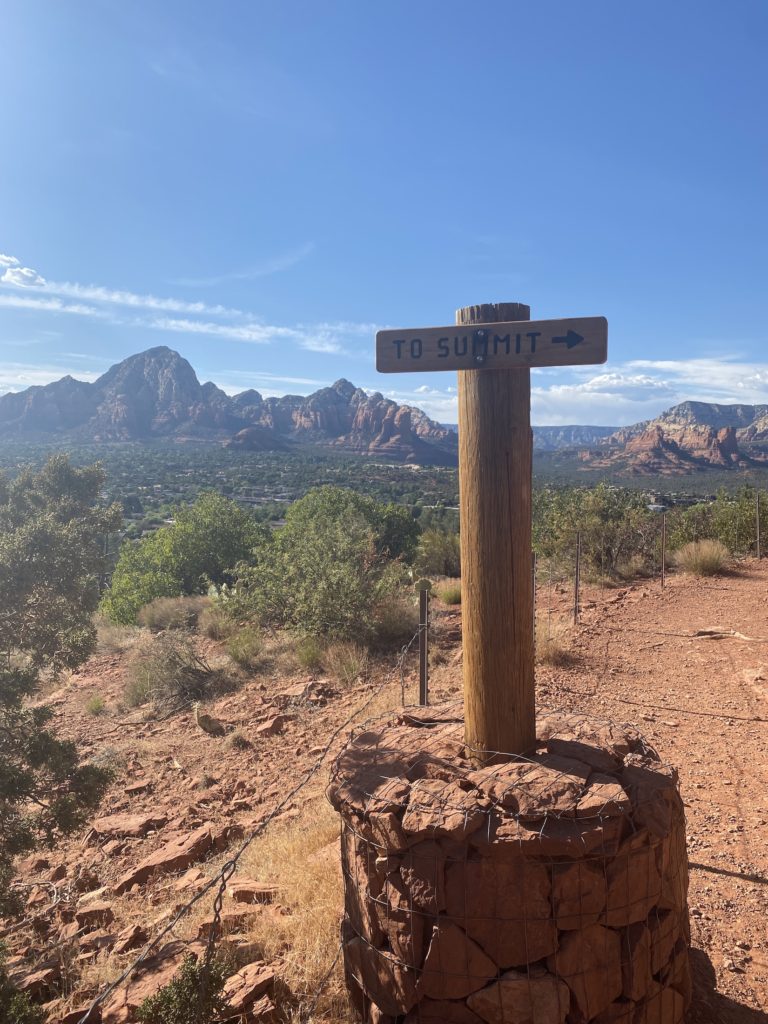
left=376, top=316, right=607, bottom=372
left=552, top=329, right=584, bottom=349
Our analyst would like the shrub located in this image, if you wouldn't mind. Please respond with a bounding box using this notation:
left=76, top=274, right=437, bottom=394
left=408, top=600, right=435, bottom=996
left=437, top=581, right=462, bottom=605
left=226, top=487, right=409, bottom=643
left=199, top=604, right=233, bottom=641
left=0, top=944, right=44, bottom=1023
left=137, top=595, right=209, bottom=632
left=295, top=636, right=325, bottom=672
left=86, top=694, right=106, bottom=716
left=136, top=954, right=232, bottom=1024
left=101, top=492, right=264, bottom=624
left=674, top=539, right=729, bottom=576
left=125, top=634, right=223, bottom=712
left=0, top=456, right=114, bottom=914
left=226, top=730, right=252, bottom=751
left=325, top=642, right=369, bottom=687
left=415, top=529, right=461, bottom=577
left=226, top=625, right=263, bottom=669
left=371, top=594, right=419, bottom=647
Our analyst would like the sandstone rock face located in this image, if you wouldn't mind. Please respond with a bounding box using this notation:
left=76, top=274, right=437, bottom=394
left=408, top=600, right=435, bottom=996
left=330, top=706, right=690, bottom=1024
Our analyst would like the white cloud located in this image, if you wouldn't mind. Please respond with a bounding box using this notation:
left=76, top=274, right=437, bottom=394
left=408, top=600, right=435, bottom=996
left=146, top=316, right=301, bottom=344
left=300, top=336, right=343, bottom=354
left=173, top=242, right=315, bottom=287
left=0, top=294, right=105, bottom=317
left=0, top=362, right=100, bottom=394
left=1, top=265, right=46, bottom=286
left=48, top=281, right=240, bottom=317
left=0, top=254, right=20, bottom=267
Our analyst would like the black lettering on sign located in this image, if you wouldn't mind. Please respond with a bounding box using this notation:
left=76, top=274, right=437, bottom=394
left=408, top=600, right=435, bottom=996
left=515, top=333, right=522, bottom=354
left=410, top=339, right=422, bottom=358
left=454, top=336, right=468, bottom=357
left=526, top=331, right=541, bottom=352
left=493, top=334, right=510, bottom=355
left=437, top=337, right=449, bottom=357
left=393, top=339, right=406, bottom=359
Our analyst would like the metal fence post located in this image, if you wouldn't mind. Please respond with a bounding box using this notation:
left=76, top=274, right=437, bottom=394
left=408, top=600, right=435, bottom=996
left=415, top=579, right=431, bottom=706
left=573, top=532, right=581, bottom=625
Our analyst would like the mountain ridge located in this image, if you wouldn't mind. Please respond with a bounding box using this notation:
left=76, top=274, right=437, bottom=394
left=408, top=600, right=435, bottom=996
left=0, top=347, right=458, bottom=464
left=1, top=347, right=766, bottom=472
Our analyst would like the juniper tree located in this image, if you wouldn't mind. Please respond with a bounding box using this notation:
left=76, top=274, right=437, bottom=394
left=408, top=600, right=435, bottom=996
left=0, top=455, right=120, bottom=914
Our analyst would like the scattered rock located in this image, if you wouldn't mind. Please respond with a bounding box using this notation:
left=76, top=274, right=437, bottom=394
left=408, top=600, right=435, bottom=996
left=75, top=902, right=115, bottom=930
left=114, top=826, right=215, bottom=893
left=221, top=961, right=276, bottom=1015
left=228, top=879, right=279, bottom=904
left=17, top=966, right=61, bottom=1001
left=92, top=812, right=168, bottom=839
left=256, top=714, right=294, bottom=737
left=113, top=923, right=148, bottom=954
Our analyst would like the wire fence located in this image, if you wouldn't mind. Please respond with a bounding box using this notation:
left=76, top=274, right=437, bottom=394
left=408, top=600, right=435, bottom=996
left=70, top=628, right=424, bottom=1024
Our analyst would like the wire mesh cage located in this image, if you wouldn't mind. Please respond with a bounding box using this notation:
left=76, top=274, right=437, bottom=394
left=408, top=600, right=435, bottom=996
left=328, top=703, right=691, bottom=1024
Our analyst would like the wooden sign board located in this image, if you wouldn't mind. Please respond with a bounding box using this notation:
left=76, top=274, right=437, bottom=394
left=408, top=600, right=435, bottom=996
left=376, top=316, right=607, bottom=373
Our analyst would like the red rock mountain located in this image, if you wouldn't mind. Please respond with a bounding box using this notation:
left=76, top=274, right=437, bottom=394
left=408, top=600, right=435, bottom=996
left=0, top=347, right=457, bottom=464
left=579, top=402, right=768, bottom=474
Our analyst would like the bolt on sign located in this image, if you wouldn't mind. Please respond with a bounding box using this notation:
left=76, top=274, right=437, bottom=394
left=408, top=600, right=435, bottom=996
left=376, top=303, right=608, bottom=760
left=376, top=316, right=607, bottom=373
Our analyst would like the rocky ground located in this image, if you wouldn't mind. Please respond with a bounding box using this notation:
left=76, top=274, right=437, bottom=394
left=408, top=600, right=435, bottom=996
left=5, top=563, right=768, bottom=1023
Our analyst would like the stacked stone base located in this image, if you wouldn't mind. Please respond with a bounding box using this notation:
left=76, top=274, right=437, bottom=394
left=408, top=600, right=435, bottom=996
left=328, top=705, right=691, bottom=1024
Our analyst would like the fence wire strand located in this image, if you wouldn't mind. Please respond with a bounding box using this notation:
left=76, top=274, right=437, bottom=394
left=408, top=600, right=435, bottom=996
left=75, top=628, right=422, bottom=1024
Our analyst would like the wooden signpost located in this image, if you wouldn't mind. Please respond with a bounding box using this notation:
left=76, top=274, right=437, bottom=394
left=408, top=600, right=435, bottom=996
left=376, top=302, right=608, bottom=759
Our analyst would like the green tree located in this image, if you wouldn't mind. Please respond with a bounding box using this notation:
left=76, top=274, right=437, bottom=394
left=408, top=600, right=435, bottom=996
left=102, top=491, right=263, bottom=623
left=0, top=456, right=118, bottom=917
left=225, top=486, right=409, bottom=641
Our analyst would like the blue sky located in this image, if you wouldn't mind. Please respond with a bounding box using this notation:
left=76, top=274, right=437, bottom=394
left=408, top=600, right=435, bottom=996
left=1, top=0, right=767, bottom=425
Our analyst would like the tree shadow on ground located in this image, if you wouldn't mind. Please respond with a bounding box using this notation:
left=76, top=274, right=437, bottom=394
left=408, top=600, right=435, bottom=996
left=688, top=947, right=768, bottom=1024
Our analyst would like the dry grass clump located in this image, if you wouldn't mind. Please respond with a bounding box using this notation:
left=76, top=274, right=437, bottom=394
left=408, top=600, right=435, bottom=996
left=436, top=580, right=462, bottom=605
left=86, top=694, right=106, bottom=716
left=136, top=595, right=209, bottom=632
left=674, top=539, right=729, bottom=576
left=295, top=636, right=325, bottom=672
left=95, top=612, right=141, bottom=654
left=535, top=616, right=576, bottom=667
left=233, top=802, right=353, bottom=1022
left=325, top=642, right=369, bottom=687
left=125, top=632, right=231, bottom=711
left=225, top=624, right=263, bottom=670
left=199, top=604, right=234, bottom=641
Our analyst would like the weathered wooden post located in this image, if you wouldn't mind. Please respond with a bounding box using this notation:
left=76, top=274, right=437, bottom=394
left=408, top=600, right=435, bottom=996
left=376, top=306, right=607, bottom=757
left=456, top=302, right=535, bottom=756
left=661, top=512, right=667, bottom=588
